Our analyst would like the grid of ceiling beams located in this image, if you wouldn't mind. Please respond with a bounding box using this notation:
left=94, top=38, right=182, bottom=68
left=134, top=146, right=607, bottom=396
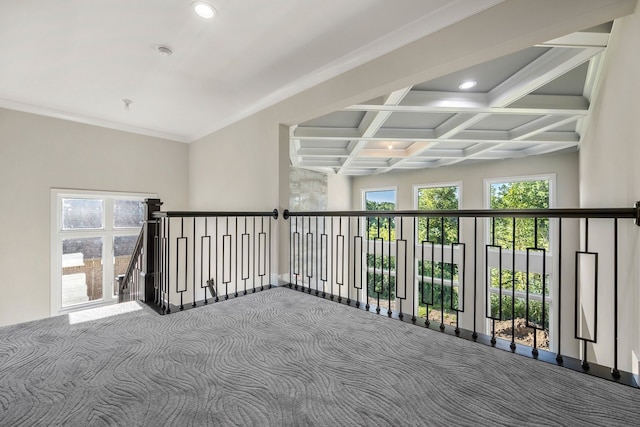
left=290, top=25, right=611, bottom=175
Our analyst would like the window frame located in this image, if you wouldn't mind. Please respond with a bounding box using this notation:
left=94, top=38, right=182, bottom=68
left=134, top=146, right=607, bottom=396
left=50, top=189, right=155, bottom=316
left=412, top=181, right=463, bottom=319
left=361, top=187, right=397, bottom=309
left=482, top=173, right=556, bottom=347
left=361, top=186, right=397, bottom=211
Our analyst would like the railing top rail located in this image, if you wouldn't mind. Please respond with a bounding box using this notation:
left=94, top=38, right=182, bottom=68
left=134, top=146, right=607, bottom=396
left=284, top=205, right=640, bottom=222
left=154, top=209, right=279, bottom=219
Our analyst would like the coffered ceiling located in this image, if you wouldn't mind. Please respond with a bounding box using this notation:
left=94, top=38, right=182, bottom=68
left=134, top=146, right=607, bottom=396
left=290, top=23, right=613, bottom=175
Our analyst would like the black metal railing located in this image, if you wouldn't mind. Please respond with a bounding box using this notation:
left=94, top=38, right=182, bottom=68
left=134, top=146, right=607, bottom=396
left=117, top=227, right=145, bottom=303
left=283, top=205, right=640, bottom=387
left=150, top=209, right=279, bottom=313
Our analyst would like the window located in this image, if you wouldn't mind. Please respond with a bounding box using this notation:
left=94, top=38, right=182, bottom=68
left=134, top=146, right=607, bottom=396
left=414, top=183, right=461, bottom=327
left=51, top=190, right=154, bottom=315
left=363, top=188, right=396, bottom=312
left=485, top=175, right=554, bottom=349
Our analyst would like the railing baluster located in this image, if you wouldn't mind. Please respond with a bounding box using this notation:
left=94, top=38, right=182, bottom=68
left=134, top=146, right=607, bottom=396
left=235, top=217, right=239, bottom=298
left=472, top=217, right=478, bottom=340
left=440, top=216, right=445, bottom=331
left=612, top=218, right=620, bottom=379
left=556, top=218, right=562, bottom=363
left=166, top=218, right=171, bottom=314
left=192, top=218, right=196, bottom=307
left=510, top=217, right=516, bottom=351
left=346, top=216, right=351, bottom=304
left=365, top=216, right=370, bottom=310
left=354, top=217, right=362, bottom=306
left=215, top=217, right=219, bottom=302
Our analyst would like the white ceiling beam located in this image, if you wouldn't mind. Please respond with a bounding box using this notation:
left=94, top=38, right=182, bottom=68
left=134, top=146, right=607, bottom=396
left=293, top=127, right=361, bottom=139
left=295, top=148, right=350, bottom=157
left=507, top=94, right=588, bottom=110
left=294, top=44, right=601, bottom=175
left=488, top=47, right=604, bottom=107
left=341, top=104, right=588, bottom=115
left=338, top=86, right=412, bottom=175
left=289, top=126, right=301, bottom=167
left=538, top=29, right=610, bottom=49
left=375, top=141, right=438, bottom=173
left=299, top=159, right=343, bottom=167
left=398, top=91, right=489, bottom=108
left=509, top=115, right=579, bottom=140
left=294, top=132, right=578, bottom=144
left=390, top=46, right=597, bottom=172
left=360, top=148, right=408, bottom=157
left=435, top=113, right=489, bottom=139
left=522, top=131, right=579, bottom=143
left=583, top=51, right=606, bottom=103
left=413, top=149, right=465, bottom=159
left=518, top=143, right=578, bottom=158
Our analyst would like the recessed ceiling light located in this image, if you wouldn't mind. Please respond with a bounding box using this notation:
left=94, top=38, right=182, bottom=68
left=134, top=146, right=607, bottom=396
left=192, top=2, right=217, bottom=19
left=458, top=80, right=477, bottom=90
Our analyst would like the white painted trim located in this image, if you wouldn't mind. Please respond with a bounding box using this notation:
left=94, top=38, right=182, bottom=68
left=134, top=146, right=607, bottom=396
left=361, top=186, right=398, bottom=210
left=412, top=181, right=463, bottom=210
left=0, top=98, right=190, bottom=143
left=483, top=173, right=557, bottom=209
left=481, top=173, right=556, bottom=349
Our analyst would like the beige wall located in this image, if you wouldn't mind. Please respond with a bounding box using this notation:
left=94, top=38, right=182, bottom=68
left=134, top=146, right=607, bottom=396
left=0, top=108, right=188, bottom=326
left=579, top=10, right=640, bottom=374
left=351, top=152, right=580, bottom=211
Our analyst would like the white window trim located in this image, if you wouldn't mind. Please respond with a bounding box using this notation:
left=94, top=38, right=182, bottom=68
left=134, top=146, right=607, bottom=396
left=361, top=185, right=398, bottom=244
left=412, top=182, right=463, bottom=315
left=361, top=186, right=398, bottom=210
left=484, top=173, right=556, bottom=210
left=412, top=181, right=463, bottom=210
left=50, top=189, right=156, bottom=316
left=482, top=174, right=556, bottom=348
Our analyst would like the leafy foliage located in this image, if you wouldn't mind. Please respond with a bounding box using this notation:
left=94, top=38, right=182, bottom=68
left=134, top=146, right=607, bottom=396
left=489, top=180, right=549, bottom=250
left=366, top=200, right=395, bottom=241
left=417, top=186, right=459, bottom=244
left=488, top=179, right=551, bottom=329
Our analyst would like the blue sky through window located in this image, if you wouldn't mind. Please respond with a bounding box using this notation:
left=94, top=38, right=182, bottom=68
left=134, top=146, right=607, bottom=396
left=365, top=190, right=396, bottom=204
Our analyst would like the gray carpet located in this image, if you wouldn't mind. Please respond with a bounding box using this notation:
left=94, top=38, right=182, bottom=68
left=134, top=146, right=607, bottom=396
left=0, top=287, right=638, bottom=426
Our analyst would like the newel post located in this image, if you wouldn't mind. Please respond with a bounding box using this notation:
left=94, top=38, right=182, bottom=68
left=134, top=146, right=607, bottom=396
left=143, top=198, right=163, bottom=303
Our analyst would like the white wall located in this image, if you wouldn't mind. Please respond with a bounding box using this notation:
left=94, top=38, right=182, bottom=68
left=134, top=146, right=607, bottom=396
left=327, top=175, right=352, bottom=211
left=579, top=10, right=640, bottom=374
left=0, top=108, right=188, bottom=326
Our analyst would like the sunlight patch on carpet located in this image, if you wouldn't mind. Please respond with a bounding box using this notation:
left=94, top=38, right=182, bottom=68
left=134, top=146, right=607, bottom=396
left=67, top=301, right=143, bottom=325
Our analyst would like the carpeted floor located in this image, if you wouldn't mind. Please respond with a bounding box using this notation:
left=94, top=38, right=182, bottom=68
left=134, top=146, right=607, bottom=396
left=0, top=287, right=639, bottom=426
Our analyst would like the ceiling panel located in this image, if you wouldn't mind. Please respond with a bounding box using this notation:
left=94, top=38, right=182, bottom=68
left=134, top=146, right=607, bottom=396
left=532, top=62, right=589, bottom=96
left=291, top=25, right=613, bottom=175
left=412, top=47, right=550, bottom=92
left=468, top=115, right=542, bottom=131
left=380, top=112, right=454, bottom=129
